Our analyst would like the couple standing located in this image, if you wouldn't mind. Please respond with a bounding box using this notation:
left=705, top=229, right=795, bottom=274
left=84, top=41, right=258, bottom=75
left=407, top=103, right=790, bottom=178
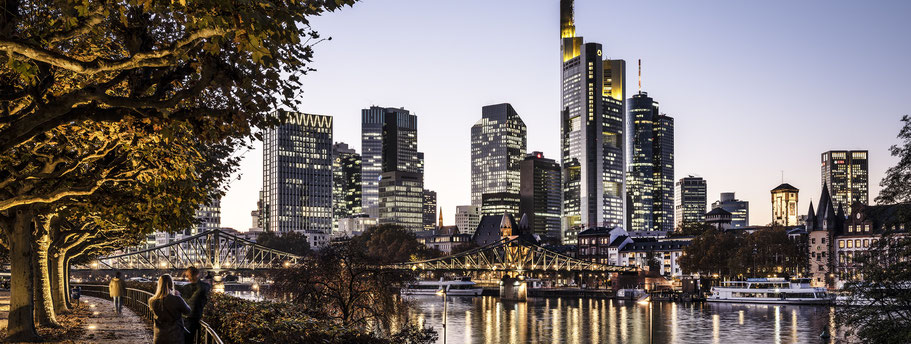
left=148, top=267, right=212, bottom=344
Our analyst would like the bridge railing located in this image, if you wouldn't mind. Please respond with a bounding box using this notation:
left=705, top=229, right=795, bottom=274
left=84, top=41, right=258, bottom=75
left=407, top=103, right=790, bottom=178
left=76, top=284, right=224, bottom=344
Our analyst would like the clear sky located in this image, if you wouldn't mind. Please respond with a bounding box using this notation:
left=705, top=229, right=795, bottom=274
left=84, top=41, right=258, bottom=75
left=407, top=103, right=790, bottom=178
left=220, top=0, right=911, bottom=232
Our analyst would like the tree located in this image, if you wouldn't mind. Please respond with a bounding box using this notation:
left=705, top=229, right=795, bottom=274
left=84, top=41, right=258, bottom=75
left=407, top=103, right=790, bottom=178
left=349, top=224, right=440, bottom=265
left=672, top=222, right=715, bottom=237
left=729, top=227, right=804, bottom=278
left=0, top=0, right=357, bottom=153
left=256, top=232, right=311, bottom=256
left=679, top=229, right=741, bottom=278
left=878, top=115, right=911, bottom=204
left=837, top=233, right=911, bottom=343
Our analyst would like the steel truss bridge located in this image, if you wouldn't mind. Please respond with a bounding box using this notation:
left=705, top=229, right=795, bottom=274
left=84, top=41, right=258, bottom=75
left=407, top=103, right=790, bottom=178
left=79, top=229, right=303, bottom=271
left=384, top=237, right=636, bottom=274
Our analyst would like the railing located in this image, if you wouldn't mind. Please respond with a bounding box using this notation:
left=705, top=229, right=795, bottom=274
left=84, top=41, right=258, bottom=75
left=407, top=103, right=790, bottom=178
left=76, top=284, right=225, bottom=344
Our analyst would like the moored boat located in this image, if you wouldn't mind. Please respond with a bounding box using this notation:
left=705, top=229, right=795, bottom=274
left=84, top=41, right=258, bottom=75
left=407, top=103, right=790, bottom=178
left=707, top=278, right=833, bottom=305
left=401, top=277, right=483, bottom=296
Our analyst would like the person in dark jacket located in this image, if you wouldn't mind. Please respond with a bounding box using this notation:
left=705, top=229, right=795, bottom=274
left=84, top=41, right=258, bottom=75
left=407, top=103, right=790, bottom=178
left=182, top=266, right=210, bottom=343
left=149, top=274, right=191, bottom=344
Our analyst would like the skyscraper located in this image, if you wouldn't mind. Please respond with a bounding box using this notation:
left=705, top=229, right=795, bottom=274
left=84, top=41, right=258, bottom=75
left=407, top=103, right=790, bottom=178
left=560, top=0, right=626, bottom=244
left=262, top=112, right=334, bottom=234
left=711, top=192, right=749, bottom=228
left=480, top=192, right=521, bottom=218
left=471, top=103, right=527, bottom=206
left=771, top=183, right=799, bottom=226
left=361, top=106, right=422, bottom=218
left=821, top=150, right=869, bottom=214
left=519, top=152, right=562, bottom=241
left=332, top=143, right=362, bottom=233
left=674, top=176, right=707, bottom=228
left=455, top=205, right=481, bottom=233
left=626, top=91, right=674, bottom=233
left=423, top=189, right=437, bottom=230
left=192, top=197, right=221, bottom=235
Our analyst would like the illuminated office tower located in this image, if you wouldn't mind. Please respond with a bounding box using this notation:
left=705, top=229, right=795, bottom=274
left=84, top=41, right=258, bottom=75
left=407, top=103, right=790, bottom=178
left=332, top=143, right=361, bottom=233
left=423, top=189, right=437, bottom=230
left=262, top=112, right=334, bottom=233
left=560, top=0, right=626, bottom=244
left=519, top=152, right=562, bottom=241
left=626, top=92, right=674, bottom=232
left=455, top=205, right=481, bottom=233
left=471, top=103, right=527, bottom=206
left=711, top=192, right=749, bottom=228
left=674, top=176, right=707, bottom=228
left=771, top=183, right=799, bottom=226
left=191, top=197, right=221, bottom=235
left=821, top=150, right=868, bottom=214
left=480, top=192, right=521, bottom=219
left=361, top=106, right=421, bottom=218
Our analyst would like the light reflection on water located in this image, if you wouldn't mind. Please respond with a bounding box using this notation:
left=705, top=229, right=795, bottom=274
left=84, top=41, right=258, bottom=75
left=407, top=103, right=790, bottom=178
left=408, top=296, right=836, bottom=344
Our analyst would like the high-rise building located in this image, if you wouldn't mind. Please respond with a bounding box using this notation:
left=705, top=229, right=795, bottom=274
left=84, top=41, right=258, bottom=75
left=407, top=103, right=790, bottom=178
left=674, top=176, right=707, bottom=228
left=480, top=192, right=521, bottom=219
left=471, top=103, right=527, bottom=206
left=332, top=143, right=362, bottom=233
left=455, top=205, right=481, bottom=233
left=711, top=192, right=749, bottom=228
left=423, top=189, right=437, bottom=230
left=560, top=0, right=626, bottom=244
left=192, top=197, right=221, bottom=235
left=262, top=112, right=334, bottom=234
left=361, top=106, right=421, bottom=218
left=626, top=92, right=674, bottom=233
left=378, top=171, right=423, bottom=231
left=821, top=150, right=869, bottom=214
left=519, top=152, right=562, bottom=241
left=771, top=183, right=799, bottom=226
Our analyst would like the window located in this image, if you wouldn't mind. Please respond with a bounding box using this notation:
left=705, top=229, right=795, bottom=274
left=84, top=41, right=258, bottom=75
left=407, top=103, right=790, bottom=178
left=863, top=239, right=869, bottom=248
left=838, top=240, right=845, bottom=248
left=855, top=239, right=861, bottom=248
left=847, top=240, right=853, bottom=248
left=822, top=238, right=826, bottom=244
left=812, top=238, right=816, bottom=244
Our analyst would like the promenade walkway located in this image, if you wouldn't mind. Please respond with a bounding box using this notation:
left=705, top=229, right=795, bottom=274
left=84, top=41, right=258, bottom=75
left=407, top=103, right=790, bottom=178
left=0, top=291, right=151, bottom=343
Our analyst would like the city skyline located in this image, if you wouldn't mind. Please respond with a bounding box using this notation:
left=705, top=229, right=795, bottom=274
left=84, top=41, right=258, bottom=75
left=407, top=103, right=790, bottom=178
left=219, top=0, right=908, bottom=232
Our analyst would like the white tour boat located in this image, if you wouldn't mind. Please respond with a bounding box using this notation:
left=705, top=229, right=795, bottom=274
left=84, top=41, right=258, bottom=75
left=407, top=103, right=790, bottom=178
left=707, top=278, right=833, bottom=304
left=401, top=277, right=484, bottom=296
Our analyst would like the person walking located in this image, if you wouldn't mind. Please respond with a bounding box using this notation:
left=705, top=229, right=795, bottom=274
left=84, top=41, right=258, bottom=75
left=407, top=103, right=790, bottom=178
left=71, top=286, right=81, bottom=305
left=109, top=271, right=125, bottom=314
left=149, top=274, right=191, bottom=344
left=183, top=266, right=211, bottom=343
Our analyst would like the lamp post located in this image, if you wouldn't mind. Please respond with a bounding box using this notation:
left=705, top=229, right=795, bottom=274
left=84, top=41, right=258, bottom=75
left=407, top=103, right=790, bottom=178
left=436, top=288, right=448, bottom=344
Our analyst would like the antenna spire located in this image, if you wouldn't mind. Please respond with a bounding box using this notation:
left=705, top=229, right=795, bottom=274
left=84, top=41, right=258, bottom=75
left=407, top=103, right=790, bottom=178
left=638, top=59, right=642, bottom=93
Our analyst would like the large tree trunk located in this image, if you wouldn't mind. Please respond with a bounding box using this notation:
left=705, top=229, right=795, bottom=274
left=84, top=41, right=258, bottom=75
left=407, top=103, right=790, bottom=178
left=34, top=233, right=60, bottom=327
left=6, top=208, right=40, bottom=342
left=63, top=256, right=72, bottom=308
left=50, top=252, right=69, bottom=312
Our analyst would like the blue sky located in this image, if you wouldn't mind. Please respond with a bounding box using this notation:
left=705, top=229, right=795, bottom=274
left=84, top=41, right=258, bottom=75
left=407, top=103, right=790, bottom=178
left=220, top=0, right=911, bottom=231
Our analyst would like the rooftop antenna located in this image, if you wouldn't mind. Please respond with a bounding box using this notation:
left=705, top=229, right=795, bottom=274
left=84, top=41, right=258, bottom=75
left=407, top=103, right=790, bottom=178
left=638, top=59, right=642, bottom=93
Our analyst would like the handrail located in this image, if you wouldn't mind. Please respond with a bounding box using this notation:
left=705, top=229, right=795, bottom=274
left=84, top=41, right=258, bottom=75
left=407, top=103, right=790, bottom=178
left=75, top=284, right=225, bottom=344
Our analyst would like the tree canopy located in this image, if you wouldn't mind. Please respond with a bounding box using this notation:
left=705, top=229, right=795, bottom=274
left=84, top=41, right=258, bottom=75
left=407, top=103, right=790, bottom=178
left=877, top=115, right=911, bottom=204
left=349, top=224, right=441, bottom=265
left=256, top=231, right=311, bottom=256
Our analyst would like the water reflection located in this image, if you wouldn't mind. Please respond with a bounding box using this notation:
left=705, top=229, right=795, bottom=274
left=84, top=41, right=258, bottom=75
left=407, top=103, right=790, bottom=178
left=408, top=296, right=835, bottom=344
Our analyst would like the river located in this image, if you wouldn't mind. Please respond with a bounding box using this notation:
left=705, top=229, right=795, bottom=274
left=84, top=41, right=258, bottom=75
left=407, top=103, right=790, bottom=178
left=408, top=296, right=838, bottom=344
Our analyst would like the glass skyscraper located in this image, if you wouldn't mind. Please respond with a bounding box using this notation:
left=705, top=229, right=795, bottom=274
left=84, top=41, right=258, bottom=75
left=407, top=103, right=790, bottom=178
left=674, top=176, right=707, bottom=228
left=262, top=112, right=334, bottom=234
left=821, top=150, right=868, bottom=214
left=423, top=189, right=437, bottom=230
left=711, top=192, right=749, bottom=228
left=519, top=152, right=562, bottom=241
left=560, top=0, right=626, bottom=244
left=332, top=142, right=362, bottom=233
left=626, top=92, right=674, bottom=232
left=471, top=103, right=527, bottom=207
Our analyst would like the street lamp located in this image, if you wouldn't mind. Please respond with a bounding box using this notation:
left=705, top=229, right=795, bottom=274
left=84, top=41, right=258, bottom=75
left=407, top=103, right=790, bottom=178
left=436, top=288, right=448, bottom=344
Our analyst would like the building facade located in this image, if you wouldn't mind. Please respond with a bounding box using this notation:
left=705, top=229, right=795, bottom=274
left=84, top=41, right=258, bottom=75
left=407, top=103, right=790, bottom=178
left=470, top=103, right=527, bottom=206
left=560, top=0, right=626, bottom=244
left=361, top=106, right=421, bottom=218
left=262, top=112, right=334, bottom=234
left=772, top=183, right=799, bottom=226
left=821, top=150, right=869, bottom=214
left=336, top=214, right=378, bottom=238
left=192, top=197, right=222, bottom=236
left=423, top=189, right=437, bottom=230
left=332, top=143, right=362, bottom=232
left=626, top=92, right=674, bottom=233
left=480, top=192, right=521, bottom=219
left=378, top=171, right=424, bottom=232
left=455, top=205, right=481, bottom=233
left=711, top=192, right=749, bottom=228
left=519, top=152, right=562, bottom=241
left=674, top=176, right=707, bottom=229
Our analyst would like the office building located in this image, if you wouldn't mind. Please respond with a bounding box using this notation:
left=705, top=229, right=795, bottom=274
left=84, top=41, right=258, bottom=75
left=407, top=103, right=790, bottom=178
left=711, top=192, right=749, bottom=228
left=423, top=189, right=437, bottom=230
left=560, top=0, right=626, bottom=244
left=262, top=112, right=334, bottom=234
left=191, top=197, right=221, bottom=236
left=378, top=171, right=424, bottom=231
left=455, top=205, right=481, bottom=233
left=626, top=91, right=674, bottom=233
left=336, top=214, right=378, bottom=238
left=821, top=150, right=869, bottom=214
left=519, top=152, right=562, bottom=241
left=332, top=143, right=362, bottom=232
left=674, top=176, right=707, bottom=228
left=480, top=192, right=521, bottom=219
left=772, top=183, right=799, bottom=226
left=471, top=103, right=527, bottom=206
left=361, top=106, right=422, bottom=218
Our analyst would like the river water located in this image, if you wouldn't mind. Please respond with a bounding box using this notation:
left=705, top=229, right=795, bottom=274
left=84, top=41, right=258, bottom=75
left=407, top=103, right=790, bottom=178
left=408, top=296, right=838, bottom=344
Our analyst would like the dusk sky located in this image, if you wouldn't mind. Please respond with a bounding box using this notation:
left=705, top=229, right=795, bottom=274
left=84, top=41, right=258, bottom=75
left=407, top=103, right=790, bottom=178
left=221, top=0, right=911, bottom=232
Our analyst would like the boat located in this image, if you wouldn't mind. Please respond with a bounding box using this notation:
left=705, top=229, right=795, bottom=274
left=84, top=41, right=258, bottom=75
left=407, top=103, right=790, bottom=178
left=707, top=278, right=833, bottom=304
left=401, top=277, right=483, bottom=296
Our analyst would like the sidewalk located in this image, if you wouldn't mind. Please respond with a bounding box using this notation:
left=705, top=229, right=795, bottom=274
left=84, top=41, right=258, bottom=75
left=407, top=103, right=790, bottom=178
left=75, top=296, right=152, bottom=343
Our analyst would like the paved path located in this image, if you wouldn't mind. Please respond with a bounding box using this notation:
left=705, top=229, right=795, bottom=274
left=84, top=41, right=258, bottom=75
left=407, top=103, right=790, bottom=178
left=75, top=296, right=152, bottom=343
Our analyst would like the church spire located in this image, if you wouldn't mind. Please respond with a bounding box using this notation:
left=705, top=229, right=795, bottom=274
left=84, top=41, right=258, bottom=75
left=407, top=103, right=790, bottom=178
left=438, top=207, right=443, bottom=227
